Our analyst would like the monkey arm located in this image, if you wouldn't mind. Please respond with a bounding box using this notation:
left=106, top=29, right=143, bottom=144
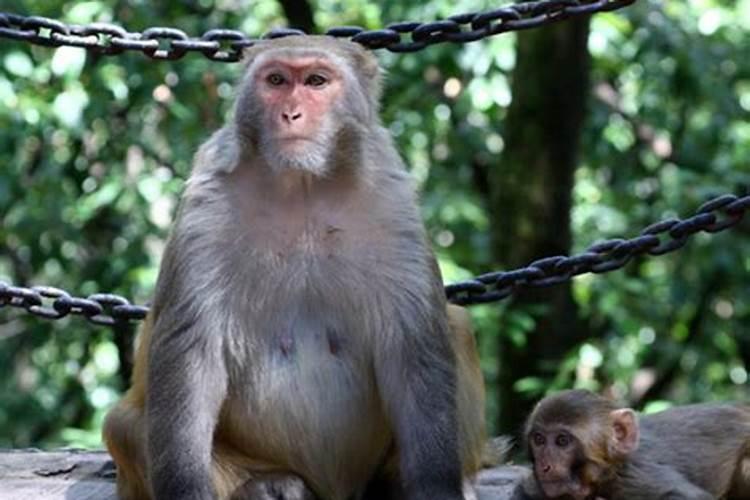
left=374, top=291, right=464, bottom=500
left=614, top=462, right=715, bottom=500
left=146, top=312, right=229, bottom=500
left=509, top=468, right=543, bottom=500
left=144, top=231, right=231, bottom=500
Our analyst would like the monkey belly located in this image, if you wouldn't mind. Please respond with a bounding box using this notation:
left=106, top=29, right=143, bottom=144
left=222, top=333, right=391, bottom=500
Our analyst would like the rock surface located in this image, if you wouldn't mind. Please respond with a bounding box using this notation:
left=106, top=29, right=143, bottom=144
left=0, top=449, right=530, bottom=499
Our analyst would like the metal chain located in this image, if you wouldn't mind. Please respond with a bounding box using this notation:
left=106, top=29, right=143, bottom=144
left=0, top=283, right=147, bottom=326
left=4, top=0, right=739, bottom=322
left=1, top=193, right=747, bottom=325
left=0, top=0, right=637, bottom=61
left=0, top=0, right=640, bottom=325
left=446, top=193, right=750, bottom=305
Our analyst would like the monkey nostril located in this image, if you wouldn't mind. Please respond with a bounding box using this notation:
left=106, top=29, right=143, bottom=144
left=282, top=112, right=302, bottom=123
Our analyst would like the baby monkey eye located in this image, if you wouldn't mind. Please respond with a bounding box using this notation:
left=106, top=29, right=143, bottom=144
left=555, top=433, right=571, bottom=447
left=305, top=74, right=328, bottom=87
left=267, top=73, right=286, bottom=86
left=532, top=433, right=546, bottom=447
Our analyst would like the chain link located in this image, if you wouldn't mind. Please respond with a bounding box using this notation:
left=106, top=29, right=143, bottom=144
left=1, top=194, right=746, bottom=325
left=0, top=283, right=148, bottom=326
left=0, top=0, right=637, bottom=61
left=0, top=0, right=741, bottom=319
left=446, top=193, right=750, bottom=305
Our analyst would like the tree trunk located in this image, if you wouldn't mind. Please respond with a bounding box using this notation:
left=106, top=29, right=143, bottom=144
left=489, top=18, right=592, bottom=433
left=277, top=0, right=316, bottom=33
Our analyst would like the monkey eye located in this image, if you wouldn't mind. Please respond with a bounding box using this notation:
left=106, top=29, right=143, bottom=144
left=267, top=73, right=286, bottom=86
left=555, top=433, right=571, bottom=448
left=305, top=74, right=328, bottom=87
left=532, top=432, right=546, bottom=447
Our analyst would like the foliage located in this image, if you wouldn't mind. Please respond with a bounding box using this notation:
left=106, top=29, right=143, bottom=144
left=0, top=0, right=747, bottom=446
left=573, top=0, right=750, bottom=408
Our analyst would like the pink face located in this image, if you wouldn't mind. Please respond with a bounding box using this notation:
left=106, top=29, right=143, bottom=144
left=529, top=429, right=592, bottom=500
left=255, top=56, right=342, bottom=154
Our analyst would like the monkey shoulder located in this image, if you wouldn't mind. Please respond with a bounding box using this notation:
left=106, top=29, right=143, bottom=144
left=622, top=404, right=750, bottom=497
left=611, top=460, right=714, bottom=500
left=637, top=404, right=750, bottom=451
left=192, top=126, right=242, bottom=176
left=640, top=403, right=750, bottom=435
left=365, top=125, right=413, bottom=180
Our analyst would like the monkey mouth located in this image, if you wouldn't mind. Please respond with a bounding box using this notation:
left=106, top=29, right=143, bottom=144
left=539, top=479, right=591, bottom=500
left=275, top=135, right=317, bottom=143
left=274, top=136, right=323, bottom=155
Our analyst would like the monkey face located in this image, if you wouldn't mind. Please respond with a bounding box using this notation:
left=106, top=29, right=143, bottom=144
left=251, top=55, right=344, bottom=175
left=523, top=390, right=645, bottom=500
left=234, top=37, right=380, bottom=178
left=528, top=428, right=593, bottom=499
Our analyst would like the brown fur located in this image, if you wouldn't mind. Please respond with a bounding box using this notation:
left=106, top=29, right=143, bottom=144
left=103, top=36, right=486, bottom=500
left=104, top=305, right=485, bottom=499
left=520, top=389, right=750, bottom=500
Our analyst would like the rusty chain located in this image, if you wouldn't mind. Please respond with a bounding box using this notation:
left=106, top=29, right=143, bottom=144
left=1, top=193, right=747, bottom=325
left=0, top=0, right=636, bottom=61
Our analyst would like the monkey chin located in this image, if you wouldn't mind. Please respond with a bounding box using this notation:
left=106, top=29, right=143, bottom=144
left=263, top=137, right=331, bottom=177
left=539, top=479, right=592, bottom=500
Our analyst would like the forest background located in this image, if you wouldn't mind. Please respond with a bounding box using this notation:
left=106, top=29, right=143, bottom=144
left=0, top=0, right=748, bottom=448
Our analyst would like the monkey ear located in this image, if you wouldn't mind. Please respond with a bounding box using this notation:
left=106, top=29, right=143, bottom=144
left=609, top=408, right=639, bottom=458
left=346, top=43, right=383, bottom=103
left=355, top=50, right=381, bottom=82
left=241, top=42, right=272, bottom=70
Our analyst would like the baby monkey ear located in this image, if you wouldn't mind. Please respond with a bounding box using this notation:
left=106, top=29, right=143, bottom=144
left=609, top=408, right=640, bottom=459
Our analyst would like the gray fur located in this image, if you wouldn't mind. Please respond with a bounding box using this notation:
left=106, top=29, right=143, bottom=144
left=144, top=36, right=462, bottom=500
left=609, top=404, right=750, bottom=499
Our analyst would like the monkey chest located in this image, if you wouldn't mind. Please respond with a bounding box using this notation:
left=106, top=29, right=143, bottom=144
left=224, top=282, right=391, bottom=498
left=232, top=216, right=410, bottom=316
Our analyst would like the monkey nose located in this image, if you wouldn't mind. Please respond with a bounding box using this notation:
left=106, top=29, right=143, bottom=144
left=282, top=111, right=302, bottom=123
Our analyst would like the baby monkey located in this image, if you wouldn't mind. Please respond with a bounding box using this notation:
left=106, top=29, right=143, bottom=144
left=519, top=389, right=750, bottom=499
left=103, top=35, right=487, bottom=500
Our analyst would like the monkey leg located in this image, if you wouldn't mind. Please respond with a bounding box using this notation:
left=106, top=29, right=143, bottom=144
left=105, top=396, right=305, bottom=500
left=102, top=395, right=150, bottom=500
left=211, top=441, right=318, bottom=500
left=618, top=463, right=714, bottom=500
left=362, top=305, right=486, bottom=500
left=447, top=304, right=488, bottom=477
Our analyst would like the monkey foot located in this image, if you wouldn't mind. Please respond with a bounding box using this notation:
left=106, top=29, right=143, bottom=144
left=231, top=473, right=317, bottom=500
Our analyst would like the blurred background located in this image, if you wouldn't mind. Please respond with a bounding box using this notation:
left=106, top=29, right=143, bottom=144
left=0, top=0, right=748, bottom=448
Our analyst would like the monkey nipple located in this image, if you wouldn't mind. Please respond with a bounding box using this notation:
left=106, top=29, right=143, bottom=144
left=280, top=336, right=294, bottom=357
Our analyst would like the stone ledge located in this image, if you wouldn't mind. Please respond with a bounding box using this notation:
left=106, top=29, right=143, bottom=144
left=0, top=449, right=529, bottom=499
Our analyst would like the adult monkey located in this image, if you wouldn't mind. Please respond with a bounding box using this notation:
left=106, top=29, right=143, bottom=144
left=103, top=35, right=487, bottom=500
left=517, top=389, right=750, bottom=499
